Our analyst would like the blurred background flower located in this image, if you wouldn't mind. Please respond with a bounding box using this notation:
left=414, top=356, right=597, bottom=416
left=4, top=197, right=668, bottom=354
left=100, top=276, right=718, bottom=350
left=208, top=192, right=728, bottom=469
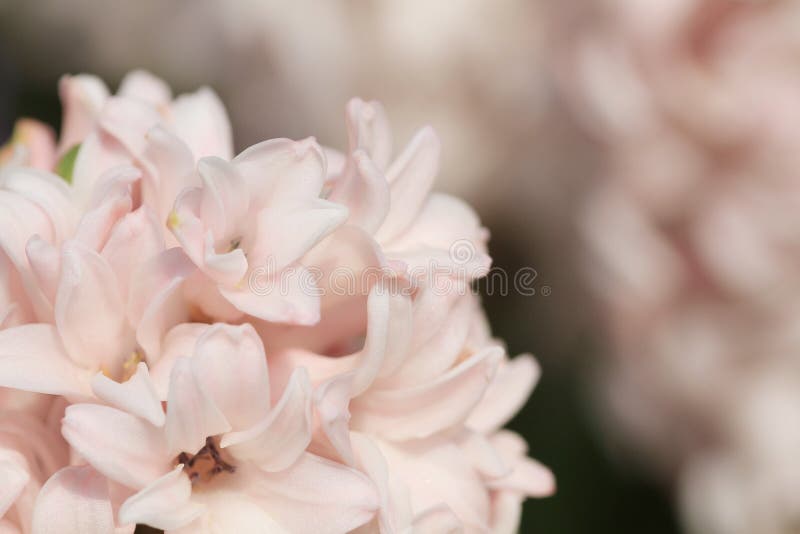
left=8, top=0, right=797, bottom=532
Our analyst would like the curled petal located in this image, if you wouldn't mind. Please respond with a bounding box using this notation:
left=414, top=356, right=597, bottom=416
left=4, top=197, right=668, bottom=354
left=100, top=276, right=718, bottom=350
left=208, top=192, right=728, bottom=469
left=249, top=199, right=348, bottom=272
left=222, top=367, right=312, bottom=471
left=467, top=354, right=540, bottom=433
left=119, top=466, right=204, bottom=531
left=351, top=347, right=502, bottom=440
left=219, top=265, right=320, bottom=325
left=376, top=127, right=440, bottom=241
left=351, top=285, right=412, bottom=396
left=243, top=452, right=379, bottom=534
left=328, top=150, right=389, bottom=235
left=233, top=137, right=325, bottom=209
left=91, top=363, right=165, bottom=427
left=62, top=404, right=170, bottom=490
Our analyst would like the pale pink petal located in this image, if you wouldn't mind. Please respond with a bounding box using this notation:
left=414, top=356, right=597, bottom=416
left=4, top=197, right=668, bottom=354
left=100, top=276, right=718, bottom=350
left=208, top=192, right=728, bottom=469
left=351, top=286, right=412, bottom=396
left=0, top=324, right=89, bottom=397
left=411, top=504, right=462, bottom=534
left=170, top=187, right=248, bottom=287
left=489, top=491, right=524, bottom=534
left=118, top=466, right=203, bottom=531
left=487, top=456, right=555, bottom=498
left=351, top=347, right=502, bottom=440
left=219, top=265, right=320, bottom=325
left=70, top=134, right=131, bottom=208
left=314, top=372, right=356, bottom=465
left=328, top=150, right=389, bottom=235
left=62, top=404, right=170, bottom=489
left=0, top=449, right=29, bottom=517
left=25, top=236, right=60, bottom=305
left=127, top=248, right=194, bottom=360
left=487, top=431, right=554, bottom=498
left=232, top=137, right=325, bottom=209
left=196, top=157, right=249, bottom=246
left=91, top=363, right=165, bottom=427
left=136, top=276, right=189, bottom=363
left=97, top=97, right=163, bottom=160
left=170, top=87, right=233, bottom=160
left=345, top=98, right=393, bottom=170
left=165, top=357, right=231, bottom=456
left=31, top=465, right=114, bottom=534
left=386, top=193, right=491, bottom=278
left=322, top=147, right=346, bottom=182
left=351, top=432, right=413, bottom=534
left=5, top=119, right=56, bottom=170
left=171, top=489, right=288, bottom=534
left=191, top=323, right=271, bottom=430
left=100, top=206, right=164, bottom=302
left=117, top=70, right=171, bottom=107
left=221, top=368, right=311, bottom=471
left=468, top=354, right=540, bottom=433
left=243, top=452, right=379, bottom=534
left=149, top=323, right=208, bottom=400
left=378, top=439, right=490, bottom=531
left=57, top=74, right=109, bottom=155
left=381, top=293, right=471, bottom=388
left=456, top=430, right=510, bottom=479
left=376, top=127, right=440, bottom=241
left=139, top=126, right=197, bottom=223
left=0, top=166, right=76, bottom=243
left=73, top=166, right=138, bottom=252
left=249, top=199, right=347, bottom=272
left=56, top=241, right=130, bottom=374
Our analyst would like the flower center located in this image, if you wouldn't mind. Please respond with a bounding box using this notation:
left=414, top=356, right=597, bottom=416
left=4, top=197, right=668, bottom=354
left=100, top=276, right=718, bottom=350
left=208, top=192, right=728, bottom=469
left=176, top=437, right=236, bottom=485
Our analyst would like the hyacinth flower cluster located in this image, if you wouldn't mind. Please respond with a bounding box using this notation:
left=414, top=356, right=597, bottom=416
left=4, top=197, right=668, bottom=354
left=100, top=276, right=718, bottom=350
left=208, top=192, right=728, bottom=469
left=0, top=71, right=553, bottom=533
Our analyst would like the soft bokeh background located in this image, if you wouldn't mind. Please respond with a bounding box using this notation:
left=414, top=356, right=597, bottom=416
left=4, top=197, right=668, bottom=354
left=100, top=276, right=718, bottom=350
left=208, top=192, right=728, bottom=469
left=7, top=1, right=780, bottom=532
